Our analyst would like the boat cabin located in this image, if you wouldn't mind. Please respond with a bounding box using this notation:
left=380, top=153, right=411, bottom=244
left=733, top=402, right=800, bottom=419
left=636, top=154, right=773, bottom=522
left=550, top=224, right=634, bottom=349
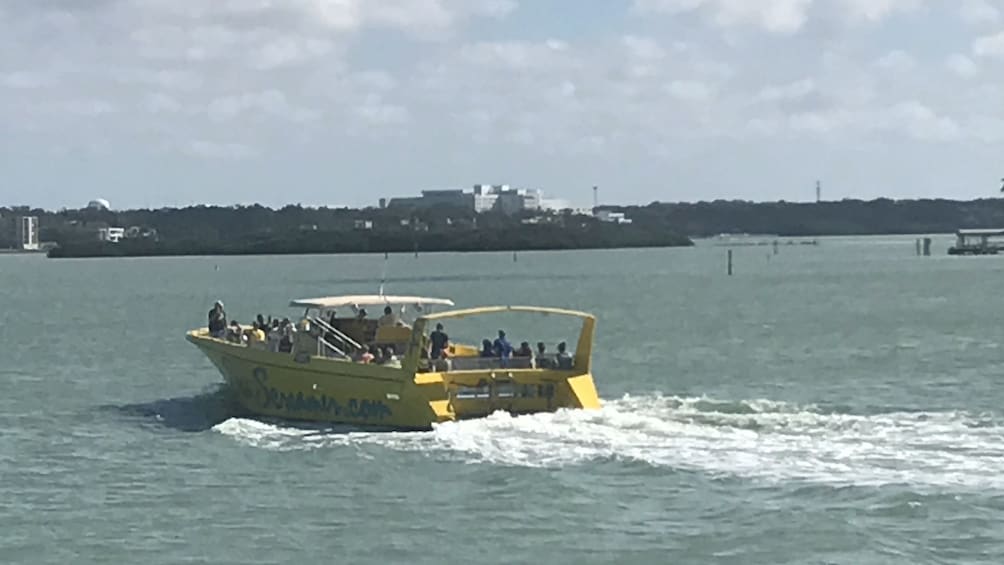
left=289, top=294, right=455, bottom=358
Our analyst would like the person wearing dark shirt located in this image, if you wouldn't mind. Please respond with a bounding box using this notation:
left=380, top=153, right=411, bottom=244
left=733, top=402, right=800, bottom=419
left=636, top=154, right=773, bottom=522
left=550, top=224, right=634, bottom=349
left=480, top=339, right=494, bottom=357
left=430, top=323, right=450, bottom=359
left=208, top=301, right=226, bottom=338
left=493, top=330, right=513, bottom=359
left=556, top=341, right=573, bottom=369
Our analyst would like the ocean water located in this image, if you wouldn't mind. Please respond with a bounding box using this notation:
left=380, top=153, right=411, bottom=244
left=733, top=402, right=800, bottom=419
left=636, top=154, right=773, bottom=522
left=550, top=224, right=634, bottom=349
left=4, top=234, right=1004, bottom=564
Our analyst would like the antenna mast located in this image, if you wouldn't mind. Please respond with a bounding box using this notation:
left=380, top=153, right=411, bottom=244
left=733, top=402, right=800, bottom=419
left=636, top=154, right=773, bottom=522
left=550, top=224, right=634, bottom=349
left=378, top=254, right=389, bottom=296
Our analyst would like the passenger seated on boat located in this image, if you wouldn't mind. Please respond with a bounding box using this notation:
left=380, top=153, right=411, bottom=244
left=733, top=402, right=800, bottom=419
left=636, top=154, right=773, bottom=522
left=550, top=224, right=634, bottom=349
left=245, top=324, right=266, bottom=349
left=515, top=341, right=533, bottom=359
left=208, top=301, right=226, bottom=338
left=535, top=342, right=555, bottom=368
left=556, top=341, right=573, bottom=369
left=357, top=345, right=376, bottom=364
left=226, top=321, right=246, bottom=344
left=382, top=345, right=401, bottom=368
left=430, top=323, right=450, bottom=359
left=480, top=339, right=494, bottom=357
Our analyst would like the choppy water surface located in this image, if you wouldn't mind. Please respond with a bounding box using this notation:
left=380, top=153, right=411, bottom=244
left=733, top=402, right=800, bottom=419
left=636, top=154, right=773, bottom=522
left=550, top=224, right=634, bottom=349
left=4, top=235, right=1004, bottom=564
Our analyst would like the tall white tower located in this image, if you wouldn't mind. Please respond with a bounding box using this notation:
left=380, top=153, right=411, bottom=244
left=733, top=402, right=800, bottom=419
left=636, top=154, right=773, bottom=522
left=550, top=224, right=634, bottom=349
left=17, top=216, right=39, bottom=250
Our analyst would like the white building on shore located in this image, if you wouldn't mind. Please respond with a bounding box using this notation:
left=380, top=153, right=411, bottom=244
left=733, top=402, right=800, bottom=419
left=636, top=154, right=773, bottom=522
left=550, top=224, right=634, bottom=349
left=386, top=183, right=550, bottom=215
left=17, top=216, right=39, bottom=250
left=98, top=227, right=125, bottom=243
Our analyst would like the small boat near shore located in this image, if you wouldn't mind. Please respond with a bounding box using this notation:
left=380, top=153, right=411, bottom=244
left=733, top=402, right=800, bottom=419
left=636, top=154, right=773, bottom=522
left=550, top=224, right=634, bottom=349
left=185, top=295, right=601, bottom=430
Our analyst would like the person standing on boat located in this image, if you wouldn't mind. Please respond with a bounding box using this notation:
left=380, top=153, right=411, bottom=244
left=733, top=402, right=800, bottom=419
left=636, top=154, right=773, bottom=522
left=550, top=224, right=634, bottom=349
left=378, top=305, right=402, bottom=327
left=208, top=301, right=226, bottom=338
left=493, top=330, right=513, bottom=359
left=430, top=323, right=450, bottom=359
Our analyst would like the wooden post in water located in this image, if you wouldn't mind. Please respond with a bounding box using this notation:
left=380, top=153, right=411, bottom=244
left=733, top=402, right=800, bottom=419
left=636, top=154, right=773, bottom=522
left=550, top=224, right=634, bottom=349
left=915, top=239, right=921, bottom=256
left=923, top=237, right=931, bottom=256
left=727, top=249, right=733, bottom=276
left=513, top=251, right=517, bottom=262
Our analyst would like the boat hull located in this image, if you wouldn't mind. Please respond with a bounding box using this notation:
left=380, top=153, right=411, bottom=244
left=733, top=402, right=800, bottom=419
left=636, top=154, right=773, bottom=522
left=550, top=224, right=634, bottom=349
left=186, top=330, right=601, bottom=430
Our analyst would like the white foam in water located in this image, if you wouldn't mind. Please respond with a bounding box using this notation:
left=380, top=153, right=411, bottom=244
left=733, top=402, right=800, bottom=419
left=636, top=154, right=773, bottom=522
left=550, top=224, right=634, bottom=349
left=212, top=394, right=1004, bottom=490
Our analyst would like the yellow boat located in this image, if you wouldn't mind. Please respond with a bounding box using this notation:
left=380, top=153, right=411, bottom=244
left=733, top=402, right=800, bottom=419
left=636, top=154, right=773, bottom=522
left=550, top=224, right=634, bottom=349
left=185, top=295, right=601, bottom=430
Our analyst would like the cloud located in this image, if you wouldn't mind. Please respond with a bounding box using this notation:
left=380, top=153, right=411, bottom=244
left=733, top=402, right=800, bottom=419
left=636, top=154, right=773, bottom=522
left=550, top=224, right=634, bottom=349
left=206, top=90, right=317, bottom=123
left=666, top=80, right=715, bottom=102
left=633, top=0, right=813, bottom=33
left=3, top=0, right=1004, bottom=209
left=1, top=71, right=55, bottom=89
left=973, top=31, right=1004, bottom=58
left=874, top=50, right=916, bottom=71
left=946, top=54, right=980, bottom=78
left=884, top=100, right=960, bottom=141
left=632, top=0, right=923, bottom=32
left=960, top=0, right=1000, bottom=25
left=186, top=140, right=256, bottom=160
left=756, top=79, right=816, bottom=102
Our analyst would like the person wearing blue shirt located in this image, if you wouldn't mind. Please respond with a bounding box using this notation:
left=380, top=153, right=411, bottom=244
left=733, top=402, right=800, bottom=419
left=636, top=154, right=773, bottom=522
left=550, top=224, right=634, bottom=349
left=493, top=330, right=513, bottom=360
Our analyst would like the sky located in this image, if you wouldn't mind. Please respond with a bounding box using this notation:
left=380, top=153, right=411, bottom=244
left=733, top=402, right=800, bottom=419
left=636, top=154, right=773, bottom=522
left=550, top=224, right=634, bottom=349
left=2, top=0, right=1004, bottom=210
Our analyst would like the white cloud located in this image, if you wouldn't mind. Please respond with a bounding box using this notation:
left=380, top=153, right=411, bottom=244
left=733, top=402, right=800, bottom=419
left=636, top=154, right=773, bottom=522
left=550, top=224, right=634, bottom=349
left=187, top=140, right=256, bottom=160
left=946, top=54, right=980, bottom=78
left=633, top=0, right=813, bottom=33
left=1, top=71, right=56, bottom=89
left=460, top=40, right=572, bottom=72
left=756, top=79, right=816, bottom=102
left=839, top=0, right=922, bottom=23
left=960, top=0, right=1000, bottom=25
left=666, top=80, right=714, bottom=101
left=354, top=99, right=410, bottom=126
left=145, top=93, right=182, bottom=114
left=973, top=31, right=1004, bottom=58
left=4, top=0, right=1004, bottom=209
left=874, top=50, right=916, bottom=71
left=885, top=100, right=960, bottom=141
left=206, top=90, right=317, bottom=123
left=633, top=0, right=923, bottom=32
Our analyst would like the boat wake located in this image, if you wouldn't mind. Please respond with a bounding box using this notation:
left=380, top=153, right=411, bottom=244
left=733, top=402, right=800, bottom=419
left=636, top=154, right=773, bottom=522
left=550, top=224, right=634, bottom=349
left=212, top=394, right=1004, bottom=490
left=105, top=384, right=241, bottom=432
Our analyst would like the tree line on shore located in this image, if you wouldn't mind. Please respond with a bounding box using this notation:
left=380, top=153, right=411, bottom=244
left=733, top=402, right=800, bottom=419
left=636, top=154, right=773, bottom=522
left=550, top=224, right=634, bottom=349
left=1, top=203, right=691, bottom=257
left=5, top=197, right=1004, bottom=256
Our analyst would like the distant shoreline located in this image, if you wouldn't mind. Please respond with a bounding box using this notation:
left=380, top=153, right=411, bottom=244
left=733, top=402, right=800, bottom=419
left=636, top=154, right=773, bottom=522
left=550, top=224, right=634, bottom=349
left=45, top=233, right=694, bottom=259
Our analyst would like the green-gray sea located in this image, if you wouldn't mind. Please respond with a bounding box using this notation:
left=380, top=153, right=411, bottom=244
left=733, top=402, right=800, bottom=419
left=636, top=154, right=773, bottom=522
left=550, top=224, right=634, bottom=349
left=4, top=234, right=1004, bottom=564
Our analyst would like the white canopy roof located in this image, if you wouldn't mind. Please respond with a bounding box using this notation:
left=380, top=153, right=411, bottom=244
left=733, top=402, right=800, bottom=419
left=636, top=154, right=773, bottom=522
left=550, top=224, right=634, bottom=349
left=289, top=295, right=455, bottom=310
left=958, top=228, right=1004, bottom=236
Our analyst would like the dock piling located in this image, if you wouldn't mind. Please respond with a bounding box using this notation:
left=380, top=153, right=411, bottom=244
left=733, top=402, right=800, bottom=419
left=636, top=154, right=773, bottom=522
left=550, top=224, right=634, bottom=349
left=727, top=249, right=733, bottom=276
left=923, top=238, right=931, bottom=256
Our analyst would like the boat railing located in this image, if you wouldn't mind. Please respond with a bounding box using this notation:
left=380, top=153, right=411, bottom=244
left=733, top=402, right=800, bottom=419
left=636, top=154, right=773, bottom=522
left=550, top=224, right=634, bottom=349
left=421, top=355, right=575, bottom=372
left=311, top=316, right=363, bottom=352
left=317, top=336, right=347, bottom=359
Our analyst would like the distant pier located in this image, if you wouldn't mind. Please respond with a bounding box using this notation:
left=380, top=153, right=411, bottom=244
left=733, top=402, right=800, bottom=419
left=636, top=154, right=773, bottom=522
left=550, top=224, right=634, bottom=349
left=713, top=239, right=819, bottom=248
left=947, top=229, right=1004, bottom=255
